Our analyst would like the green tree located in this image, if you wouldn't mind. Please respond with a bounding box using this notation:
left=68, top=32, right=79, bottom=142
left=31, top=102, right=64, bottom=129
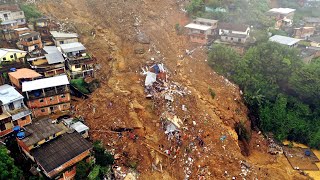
left=186, top=0, right=205, bottom=15
left=20, top=4, right=42, bottom=20
left=93, top=141, right=114, bottom=167
left=75, top=160, right=91, bottom=180
left=0, top=146, right=23, bottom=180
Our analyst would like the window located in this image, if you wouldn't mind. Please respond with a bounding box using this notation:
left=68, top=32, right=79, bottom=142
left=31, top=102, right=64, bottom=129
left=61, top=95, right=65, bottom=98
left=20, top=12, right=23, bottom=15
left=50, top=97, right=54, bottom=101
left=0, top=118, right=11, bottom=131
left=60, top=41, right=64, bottom=44
left=41, top=109, right=45, bottom=112
left=39, top=99, right=44, bottom=103
left=10, top=55, right=13, bottom=58
left=8, top=103, right=14, bottom=111
left=21, top=116, right=26, bottom=120
left=45, top=137, right=50, bottom=142
left=75, top=64, right=81, bottom=69
left=200, top=30, right=204, bottom=34
left=238, top=38, right=241, bottom=42
left=2, top=57, right=6, bottom=61
left=231, top=38, right=233, bottom=41
left=53, top=134, right=56, bottom=138
left=33, top=143, right=38, bottom=147
left=0, top=107, right=2, bottom=115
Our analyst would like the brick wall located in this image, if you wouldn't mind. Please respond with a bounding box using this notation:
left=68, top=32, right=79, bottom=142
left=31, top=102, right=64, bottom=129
left=27, top=93, right=70, bottom=108
left=17, top=114, right=32, bottom=127
left=32, top=102, right=71, bottom=118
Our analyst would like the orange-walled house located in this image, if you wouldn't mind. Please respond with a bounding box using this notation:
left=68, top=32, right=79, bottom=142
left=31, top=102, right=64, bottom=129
left=18, top=31, right=43, bottom=52
left=9, top=68, right=42, bottom=90
left=16, top=118, right=92, bottom=179
left=22, top=75, right=71, bottom=118
left=0, top=84, right=31, bottom=137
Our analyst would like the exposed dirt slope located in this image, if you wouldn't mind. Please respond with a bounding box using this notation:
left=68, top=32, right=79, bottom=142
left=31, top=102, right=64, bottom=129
left=38, top=0, right=306, bottom=179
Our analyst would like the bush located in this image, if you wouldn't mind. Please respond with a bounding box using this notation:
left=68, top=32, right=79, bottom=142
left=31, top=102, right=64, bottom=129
left=71, top=78, right=90, bottom=94
left=208, top=87, right=216, bottom=99
left=20, top=4, right=42, bottom=20
left=75, top=161, right=91, bottom=180
left=93, top=141, right=114, bottom=167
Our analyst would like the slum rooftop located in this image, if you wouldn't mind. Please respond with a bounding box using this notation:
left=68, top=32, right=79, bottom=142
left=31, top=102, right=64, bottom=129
left=60, top=42, right=86, bottom=53
left=20, top=31, right=40, bottom=39
left=0, top=4, right=21, bottom=12
left=0, top=84, right=23, bottom=105
left=21, top=118, right=65, bottom=147
left=43, top=46, right=65, bottom=64
left=0, top=48, right=26, bottom=58
left=50, top=31, right=78, bottom=38
left=267, top=8, right=296, bottom=15
left=194, top=17, right=218, bottom=24
left=269, top=35, right=301, bottom=46
left=31, top=132, right=92, bottom=173
left=22, top=74, right=69, bottom=92
left=9, top=68, right=42, bottom=80
left=185, top=23, right=212, bottom=31
left=218, top=22, right=249, bottom=32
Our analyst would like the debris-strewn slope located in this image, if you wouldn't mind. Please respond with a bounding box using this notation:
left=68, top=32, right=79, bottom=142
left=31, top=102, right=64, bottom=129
left=38, top=0, right=306, bottom=179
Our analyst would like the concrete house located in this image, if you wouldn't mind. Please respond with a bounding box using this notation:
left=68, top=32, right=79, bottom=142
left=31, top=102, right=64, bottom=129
left=185, top=18, right=218, bottom=44
left=218, top=23, right=250, bottom=44
left=16, top=118, right=92, bottom=179
left=293, top=27, right=315, bottom=39
left=0, top=48, right=26, bottom=64
left=22, top=75, right=71, bottom=118
left=0, top=84, right=32, bottom=137
left=18, top=31, right=43, bottom=52
left=269, top=35, right=301, bottom=48
left=8, top=68, right=42, bottom=90
left=267, top=8, right=296, bottom=29
left=35, top=18, right=59, bottom=42
left=26, top=46, right=66, bottom=77
left=60, top=42, right=95, bottom=79
left=50, top=31, right=79, bottom=47
left=0, top=4, right=26, bottom=26
left=309, top=36, right=320, bottom=47
left=304, top=17, right=320, bottom=27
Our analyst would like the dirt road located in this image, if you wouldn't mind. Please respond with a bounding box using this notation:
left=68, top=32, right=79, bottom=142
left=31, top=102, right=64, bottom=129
left=38, top=0, right=307, bottom=179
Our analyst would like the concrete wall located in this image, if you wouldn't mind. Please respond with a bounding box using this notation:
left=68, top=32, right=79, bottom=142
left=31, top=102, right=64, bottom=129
left=0, top=51, right=26, bottom=63
left=221, top=35, right=247, bottom=44
left=54, top=38, right=78, bottom=47
left=190, top=35, right=208, bottom=44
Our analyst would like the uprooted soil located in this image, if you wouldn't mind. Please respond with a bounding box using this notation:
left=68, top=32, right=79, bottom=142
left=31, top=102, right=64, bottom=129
left=37, top=0, right=308, bottom=179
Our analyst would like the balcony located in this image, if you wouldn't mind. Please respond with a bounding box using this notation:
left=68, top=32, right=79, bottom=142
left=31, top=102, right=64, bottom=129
left=0, top=111, right=11, bottom=121
left=67, top=56, right=96, bottom=65
left=9, top=107, right=31, bottom=121
left=27, top=85, right=70, bottom=100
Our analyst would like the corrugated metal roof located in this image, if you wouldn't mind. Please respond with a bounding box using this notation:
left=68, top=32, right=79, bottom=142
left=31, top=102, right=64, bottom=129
left=50, top=31, right=78, bottom=38
left=60, top=42, right=86, bottom=53
left=71, top=122, right=89, bottom=133
left=269, top=35, right=301, bottom=46
left=22, top=75, right=69, bottom=92
left=43, top=46, right=65, bottom=64
left=268, top=8, right=296, bottom=15
left=0, top=84, right=23, bottom=105
left=1, top=20, right=17, bottom=25
left=185, top=23, right=212, bottom=31
left=31, top=132, right=92, bottom=174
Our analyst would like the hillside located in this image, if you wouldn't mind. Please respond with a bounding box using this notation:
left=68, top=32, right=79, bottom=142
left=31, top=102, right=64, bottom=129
left=36, top=0, right=307, bottom=179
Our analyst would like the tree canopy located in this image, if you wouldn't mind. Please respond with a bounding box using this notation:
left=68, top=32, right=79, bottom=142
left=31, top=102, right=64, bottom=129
left=0, top=146, right=23, bottom=180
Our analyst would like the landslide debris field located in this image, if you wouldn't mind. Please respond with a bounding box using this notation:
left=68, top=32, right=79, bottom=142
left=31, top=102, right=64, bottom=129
left=38, top=0, right=307, bottom=179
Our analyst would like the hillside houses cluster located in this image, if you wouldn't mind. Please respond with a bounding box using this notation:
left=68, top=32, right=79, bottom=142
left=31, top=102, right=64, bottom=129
left=0, top=4, right=94, bottom=180
left=185, top=7, right=320, bottom=63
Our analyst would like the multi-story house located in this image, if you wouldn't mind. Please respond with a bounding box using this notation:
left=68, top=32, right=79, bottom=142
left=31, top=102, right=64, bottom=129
left=22, top=75, right=71, bottom=118
left=16, top=118, right=92, bottom=179
left=0, top=4, right=26, bottom=26
left=18, top=31, right=43, bottom=52
left=0, top=48, right=26, bottom=64
left=267, top=8, right=296, bottom=29
left=218, top=23, right=250, bottom=44
left=0, top=84, right=32, bottom=137
left=60, top=42, right=95, bottom=79
left=26, top=46, right=66, bottom=77
left=269, top=35, right=301, bottom=48
left=185, top=18, right=218, bottom=44
left=8, top=68, right=42, bottom=90
left=35, top=18, right=59, bottom=44
left=50, top=31, right=79, bottom=47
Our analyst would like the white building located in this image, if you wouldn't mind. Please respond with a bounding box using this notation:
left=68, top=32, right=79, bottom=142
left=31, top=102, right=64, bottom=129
left=269, top=35, right=301, bottom=48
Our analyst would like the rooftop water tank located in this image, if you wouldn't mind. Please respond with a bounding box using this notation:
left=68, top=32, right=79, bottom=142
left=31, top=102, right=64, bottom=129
left=10, top=68, right=16, bottom=72
left=13, top=126, right=20, bottom=132
left=17, top=132, right=25, bottom=140
left=305, top=150, right=311, bottom=156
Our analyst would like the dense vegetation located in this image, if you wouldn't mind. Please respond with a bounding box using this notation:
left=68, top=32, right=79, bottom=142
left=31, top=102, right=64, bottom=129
left=208, top=42, right=320, bottom=148
left=76, top=141, right=114, bottom=179
left=20, top=4, right=42, bottom=20
left=186, top=0, right=273, bottom=28
left=0, top=145, right=23, bottom=180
